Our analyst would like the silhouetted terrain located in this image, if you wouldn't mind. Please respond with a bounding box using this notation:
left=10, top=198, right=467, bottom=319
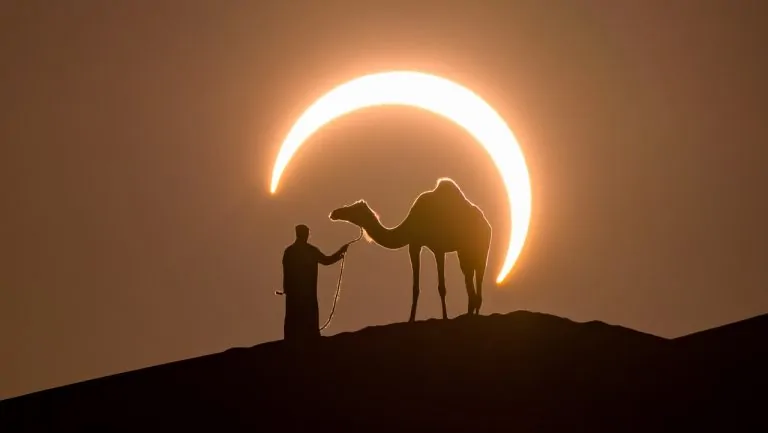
left=1, top=311, right=765, bottom=432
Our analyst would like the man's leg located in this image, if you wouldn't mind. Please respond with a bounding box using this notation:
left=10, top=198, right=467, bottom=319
left=310, top=298, right=320, bottom=339
left=298, top=302, right=319, bottom=341
left=284, top=295, right=298, bottom=342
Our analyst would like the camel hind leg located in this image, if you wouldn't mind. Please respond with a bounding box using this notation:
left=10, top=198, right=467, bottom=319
left=435, top=251, right=448, bottom=319
left=457, top=251, right=477, bottom=316
left=408, top=244, right=421, bottom=322
left=474, top=257, right=486, bottom=315
left=474, top=225, right=491, bottom=315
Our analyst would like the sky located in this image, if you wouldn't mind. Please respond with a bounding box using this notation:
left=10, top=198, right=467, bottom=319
left=2, top=1, right=767, bottom=400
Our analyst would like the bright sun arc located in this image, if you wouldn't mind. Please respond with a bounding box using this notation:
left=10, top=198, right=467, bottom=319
left=269, top=71, right=531, bottom=285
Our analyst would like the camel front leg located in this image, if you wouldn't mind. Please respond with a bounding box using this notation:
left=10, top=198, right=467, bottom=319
left=435, top=252, right=448, bottom=319
left=408, top=244, right=421, bottom=322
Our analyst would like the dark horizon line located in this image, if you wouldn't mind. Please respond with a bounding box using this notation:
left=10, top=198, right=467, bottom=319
left=1, top=308, right=765, bottom=403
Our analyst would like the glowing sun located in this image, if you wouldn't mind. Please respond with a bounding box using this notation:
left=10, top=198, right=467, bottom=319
left=269, top=71, right=531, bottom=285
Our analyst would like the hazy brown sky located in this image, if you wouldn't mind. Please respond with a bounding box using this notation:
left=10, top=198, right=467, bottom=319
left=2, top=1, right=767, bottom=400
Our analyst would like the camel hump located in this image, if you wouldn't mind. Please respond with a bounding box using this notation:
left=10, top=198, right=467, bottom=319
left=409, top=177, right=474, bottom=217
left=434, top=177, right=466, bottom=201
left=435, top=177, right=459, bottom=191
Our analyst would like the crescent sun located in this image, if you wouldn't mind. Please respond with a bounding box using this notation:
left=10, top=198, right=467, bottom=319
left=269, top=71, right=532, bottom=285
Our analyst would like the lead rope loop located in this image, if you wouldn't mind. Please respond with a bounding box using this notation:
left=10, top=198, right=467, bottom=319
left=319, top=227, right=363, bottom=332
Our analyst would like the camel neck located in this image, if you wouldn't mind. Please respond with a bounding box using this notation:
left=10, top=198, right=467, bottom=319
left=363, top=214, right=410, bottom=250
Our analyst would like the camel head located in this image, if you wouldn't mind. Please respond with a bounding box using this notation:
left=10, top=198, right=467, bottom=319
left=329, top=200, right=378, bottom=228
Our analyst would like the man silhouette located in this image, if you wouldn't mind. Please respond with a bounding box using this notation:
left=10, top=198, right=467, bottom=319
left=282, top=224, right=349, bottom=342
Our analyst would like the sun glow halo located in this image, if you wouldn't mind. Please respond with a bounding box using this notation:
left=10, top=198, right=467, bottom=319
left=269, top=71, right=531, bottom=285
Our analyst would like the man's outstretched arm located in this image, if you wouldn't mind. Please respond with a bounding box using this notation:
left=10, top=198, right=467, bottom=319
left=317, top=244, right=349, bottom=265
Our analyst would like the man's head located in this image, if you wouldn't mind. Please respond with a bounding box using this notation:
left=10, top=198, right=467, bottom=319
left=295, top=224, right=310, bottom=242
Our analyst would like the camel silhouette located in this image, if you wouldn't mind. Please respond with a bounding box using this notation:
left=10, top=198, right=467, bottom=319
left=329, top=178, right=492, bottom=322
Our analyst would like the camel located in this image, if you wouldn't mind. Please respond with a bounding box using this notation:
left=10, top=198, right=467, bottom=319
left=329, top=178, right=492, bottom=322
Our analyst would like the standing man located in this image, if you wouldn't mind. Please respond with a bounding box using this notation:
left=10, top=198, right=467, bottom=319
left=281, top=224, right=349, bottom=342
